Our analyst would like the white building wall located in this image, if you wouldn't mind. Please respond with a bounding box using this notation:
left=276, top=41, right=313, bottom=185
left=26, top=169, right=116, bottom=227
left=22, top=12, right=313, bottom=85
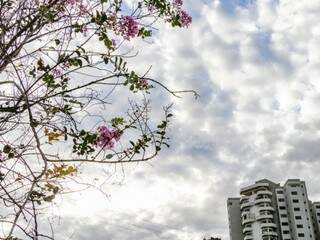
left=312, top=202, right=320, bottom=240
left=284, top=180, right=315, bottom=240
left=239, top=181, right=278, bottom=240
left=228, top=179, right=320, bottom=240
left=275, top=187, right=291, bottom=240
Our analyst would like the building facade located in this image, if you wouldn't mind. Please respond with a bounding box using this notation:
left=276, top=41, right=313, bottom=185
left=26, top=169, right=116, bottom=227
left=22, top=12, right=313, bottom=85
left=227, top=179, right=320, bottom=240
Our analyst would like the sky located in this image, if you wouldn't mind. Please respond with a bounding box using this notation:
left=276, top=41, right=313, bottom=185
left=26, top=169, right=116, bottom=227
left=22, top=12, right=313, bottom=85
left=53, top=0, right=320, bottom=239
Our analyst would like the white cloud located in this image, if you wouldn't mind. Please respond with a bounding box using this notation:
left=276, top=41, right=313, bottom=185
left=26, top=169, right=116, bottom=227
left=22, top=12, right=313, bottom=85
left=54, top=1, right=320, bottom=239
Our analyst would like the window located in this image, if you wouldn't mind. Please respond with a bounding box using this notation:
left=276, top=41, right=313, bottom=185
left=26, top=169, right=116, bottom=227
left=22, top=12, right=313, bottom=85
left=283, top=230, right=289, bottom=234
left=282, top=222, right=289, bottom=226
left=294, top=207, right=300, bottom=211
left=278, top=198, right=285, bottom=202
left=295, top=216, right=302, bottom=220
left=281, top=214, right=288, bottom=218
left=298, top=233, right=305, bottom=237
left=291, top=191, right=298, bottom=195
left=279, top=206, right=286, bottom=210
left=297, top=224, right=303, bottom=228
left=293, top=199, right=299, bottom=203
left=277, top=190, right=284, bottom=194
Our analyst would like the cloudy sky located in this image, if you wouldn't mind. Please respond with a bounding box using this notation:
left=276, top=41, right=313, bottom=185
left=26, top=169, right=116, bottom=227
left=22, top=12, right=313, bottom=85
left=54, top=0, right=320, bottom=239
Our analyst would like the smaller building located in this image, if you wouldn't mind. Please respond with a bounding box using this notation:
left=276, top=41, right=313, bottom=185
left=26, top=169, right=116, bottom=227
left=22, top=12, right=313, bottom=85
left=227, top=179, right=320, bottom=240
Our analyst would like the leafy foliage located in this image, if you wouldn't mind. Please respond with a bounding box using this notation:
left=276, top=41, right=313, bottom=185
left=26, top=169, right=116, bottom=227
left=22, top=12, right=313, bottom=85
left=0, top=0, right=195, bottom=239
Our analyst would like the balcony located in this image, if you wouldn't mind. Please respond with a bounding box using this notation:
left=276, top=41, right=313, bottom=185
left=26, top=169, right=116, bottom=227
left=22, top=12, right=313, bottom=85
left=243, top=226, right=252, bottom=234
left=242, top=215, right=255, bottom=225
left=240, top=201, right=253, bottom=210
left=244, top=236, right=253, bottom=240
left=261, top=222, right=277, bottom=228
left=262, top=230, right=278, bottom=237
left=254, top=198, right=271, bottom=205
left=242, top=218, right=254, bottom=225
left=257, top=190, right=272, bottom=196
left=240, top=195, right=250, bottom=203
left=256, top=213, right=273, bottom=221
left=241, top=212, right=255, bottom=226
left=241, top=211, right=250, bottom=218
left=240, top=182, right=269, bottom=195
left=258, top=206, right=275, bottom=212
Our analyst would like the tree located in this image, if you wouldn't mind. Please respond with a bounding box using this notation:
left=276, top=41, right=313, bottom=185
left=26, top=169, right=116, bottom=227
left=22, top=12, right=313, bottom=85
left=0, top=0, right=195, bottom=239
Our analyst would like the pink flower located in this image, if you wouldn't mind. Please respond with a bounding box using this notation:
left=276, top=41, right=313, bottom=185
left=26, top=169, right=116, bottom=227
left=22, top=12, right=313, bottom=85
left=62, top=0, right=89, bottom=17
left=0, top=152, right=4, bottom=162
left=51, top=68, right=63, bottom=78
left=140, top=79, right=149, bottom=89
left=96, top=126, right=121, bottom=149
left=171, top=0, right=192, bottom=28
left=116, top=16, right=139, bottom=40
left=111, top=38, right=117, bottom=48
left=178, top=10, right=192, bottom=28
left=173, top=0, right=183, bottom=9
left=78, top=4, right=88, bottom=15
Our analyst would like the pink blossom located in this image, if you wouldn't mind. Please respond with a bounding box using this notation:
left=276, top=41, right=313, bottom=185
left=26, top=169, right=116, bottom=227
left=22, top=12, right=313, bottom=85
left=116, top=16, right=139, bottom=40
left=78, top=4, right=89, bottom=15
left=96, top=126, right=121, bottom=149
left=63, top=0, right=89, bottom=16
left=51, top=68, right=63, bottom=78
left=0, top=152, right=4, bottom=162
left=140, top=79, right=149, bottom=89
left=173, top=0, right=183, bottom=9
left=111, top=38, right=117, bottom=48
left=171, top=0, right=192, bottom=28
left=178, top=10, right=192, bottom=28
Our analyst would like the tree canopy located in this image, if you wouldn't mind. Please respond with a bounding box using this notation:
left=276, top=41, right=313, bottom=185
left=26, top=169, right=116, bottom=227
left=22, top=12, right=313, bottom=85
left=0, top=0, right=194, bottom=239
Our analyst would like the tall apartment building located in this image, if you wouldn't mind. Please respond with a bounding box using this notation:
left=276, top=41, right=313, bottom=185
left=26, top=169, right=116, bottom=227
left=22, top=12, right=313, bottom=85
left=227, top=179, right=320, bottom=240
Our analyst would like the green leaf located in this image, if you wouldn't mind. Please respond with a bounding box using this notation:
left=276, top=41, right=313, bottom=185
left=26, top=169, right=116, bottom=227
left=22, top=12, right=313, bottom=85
left=111, top=117, right=125, bottom=126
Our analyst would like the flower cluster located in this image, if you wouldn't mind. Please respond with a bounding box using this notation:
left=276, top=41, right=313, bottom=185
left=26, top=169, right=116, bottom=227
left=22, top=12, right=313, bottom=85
left=173, top=0, right=183, bottom=8
left=140, top=79, right=149, bottom=89
left=64, top=0, right=89, bottom=16
left=172, top=0, right=192, bottom=27
left=96, top=126, right=121, bottom=149
left=51, top=68, right=63, bottom=78
left=178, top=10, right=192, bottom=27
left=116, top=16, right=139, bottom=40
